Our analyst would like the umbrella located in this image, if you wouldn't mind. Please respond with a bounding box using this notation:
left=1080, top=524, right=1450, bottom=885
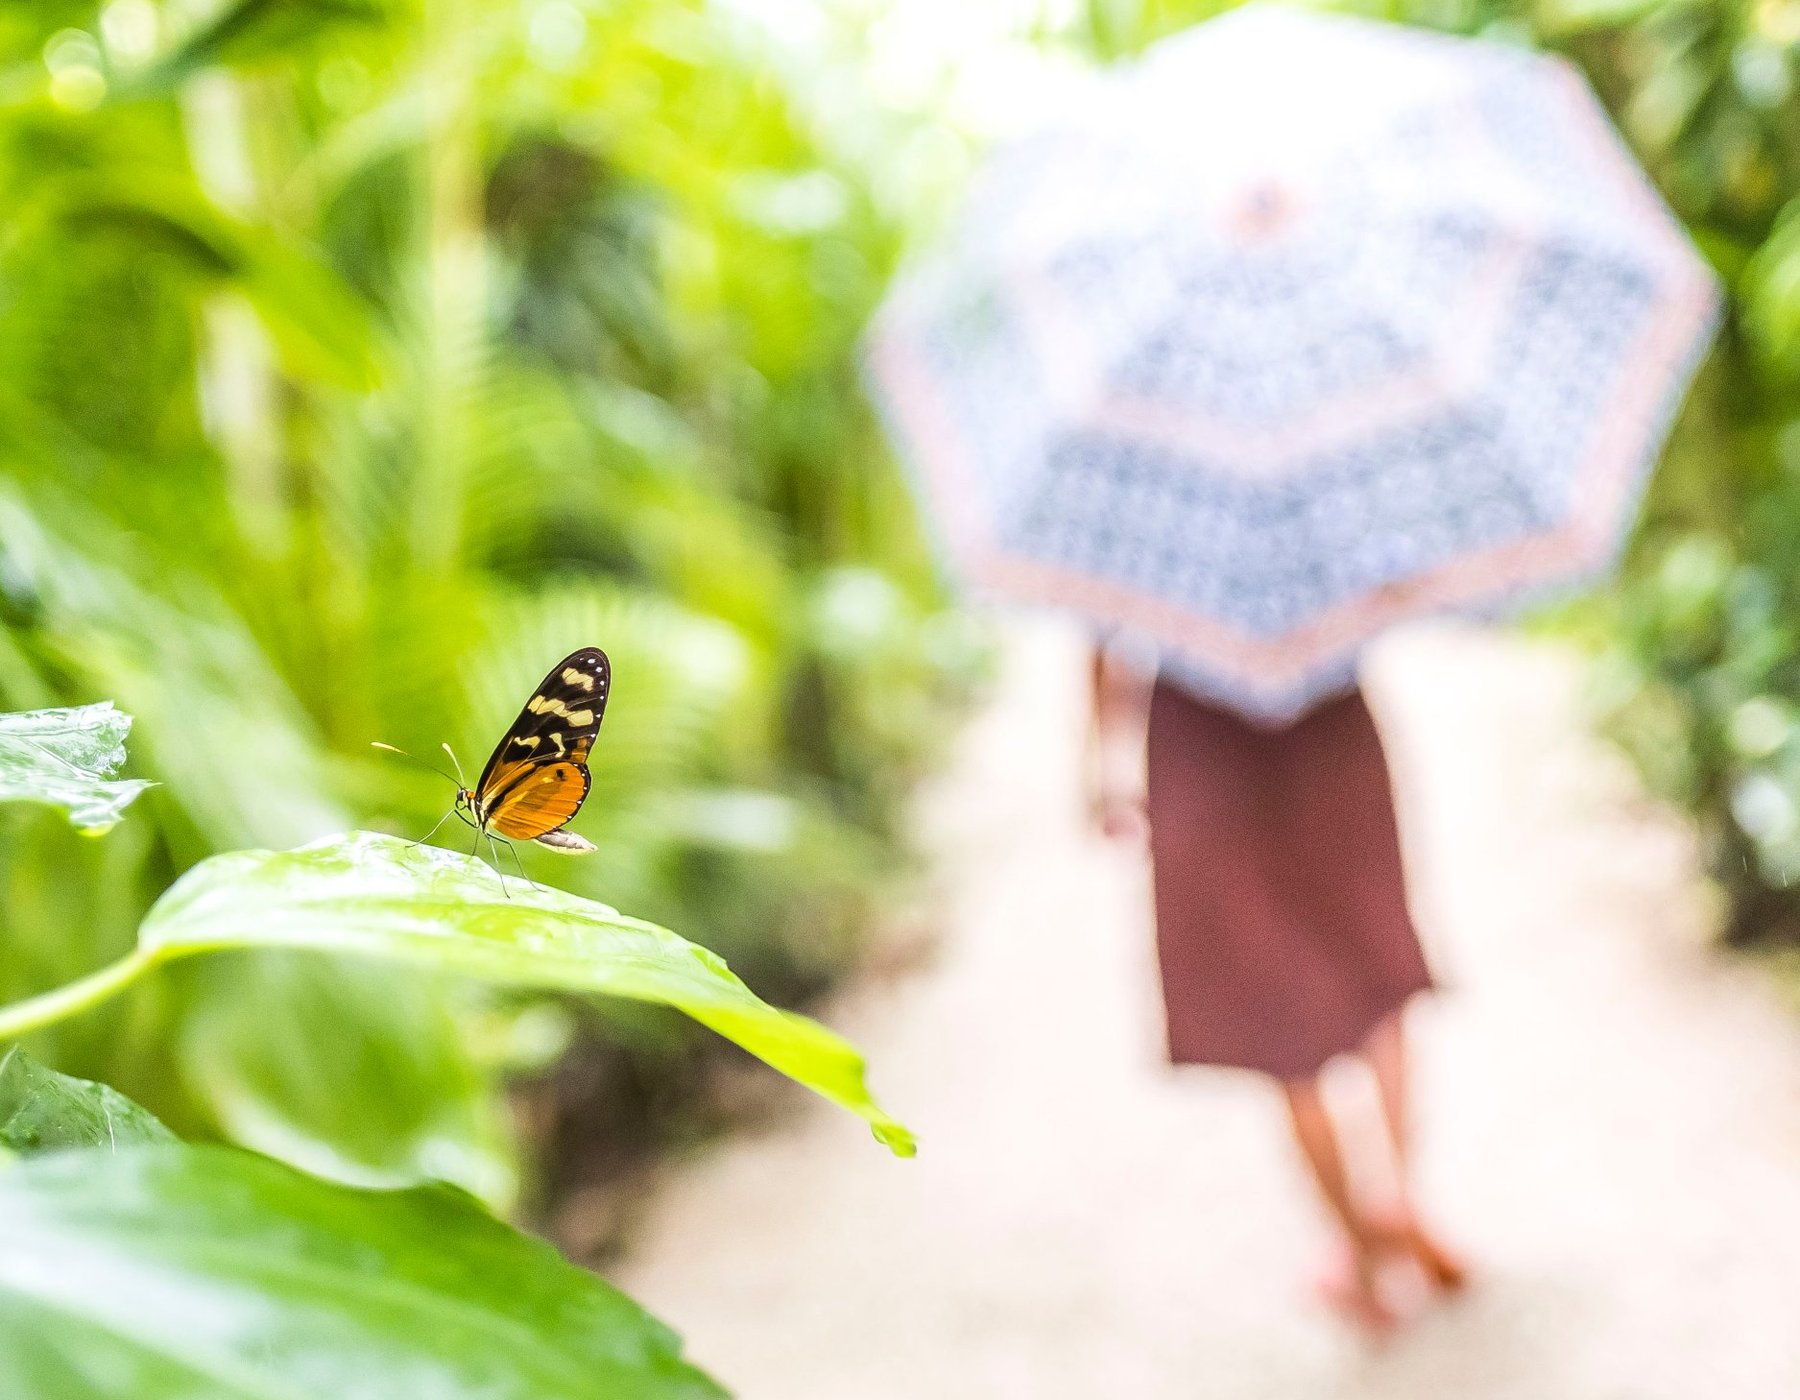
left=865, top=6, right=1721, bottom=723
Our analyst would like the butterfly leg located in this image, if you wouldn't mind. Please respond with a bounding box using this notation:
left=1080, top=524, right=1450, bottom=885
left=407, top=806, right=456, bottom=850
left=483, top=829, right=512, bottom=899
left=495, top=836, right=538, bottom=893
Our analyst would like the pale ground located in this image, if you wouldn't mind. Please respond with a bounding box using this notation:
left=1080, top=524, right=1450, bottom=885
left=618, top=622, right=1800, bottom=1399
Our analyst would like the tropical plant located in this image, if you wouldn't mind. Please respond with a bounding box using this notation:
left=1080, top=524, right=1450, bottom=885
left=0, top=1081, right=727, bottom=1400
left=0, top=701, right=911, bottom=1398
left=0, top=0, right=975, bottom=1209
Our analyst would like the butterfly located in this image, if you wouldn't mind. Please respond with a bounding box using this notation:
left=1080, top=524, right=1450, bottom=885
left=377, top=646, right=609, bottom=884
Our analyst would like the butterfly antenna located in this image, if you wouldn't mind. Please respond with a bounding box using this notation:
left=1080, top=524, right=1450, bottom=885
left=372, top=741, right=459, bottom=787
left=441, top=742, right=468, bottom=790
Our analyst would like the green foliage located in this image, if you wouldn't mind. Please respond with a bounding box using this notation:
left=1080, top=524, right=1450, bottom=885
left=1497, top=0, right=1800, bottom=940
left=0, top=705, right=151, bottom=833
left=0, top=1056, right=723, bottom=1400
left=0, top=0, right=971, bottom=1194
left=0, top=1047, right=176, bottom=1154
left=152, top=832, right=914, bottom=1152
left=0, top=705, right=912, bottom=1397
left=0, top=831, right=914, bottom=1156
left=175, top=951, right=519, bottom=1198
left=0, top=1146, right=724, bottom=1399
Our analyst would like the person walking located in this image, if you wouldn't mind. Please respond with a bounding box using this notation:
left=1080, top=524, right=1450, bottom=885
left=869, top=0, right=1716, bottom=1338
left=1091, top=647, right=1466, bottom=1335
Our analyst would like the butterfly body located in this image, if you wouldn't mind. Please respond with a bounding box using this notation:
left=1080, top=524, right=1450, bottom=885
left=461, top=646, right=609, bottom=852
left=376, top=648, right=609, bottom=879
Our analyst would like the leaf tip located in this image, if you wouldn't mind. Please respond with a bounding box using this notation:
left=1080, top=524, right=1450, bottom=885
left=872, top=1119, right=917, bottom=1158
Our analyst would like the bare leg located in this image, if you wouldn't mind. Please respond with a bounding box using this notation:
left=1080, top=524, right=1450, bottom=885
left=1282, top=1076, right=1397, bottom=1334
left=1365, top=1011, right=1412, bottom=1170
left=1363, top=1012, right=1467, bottom=1292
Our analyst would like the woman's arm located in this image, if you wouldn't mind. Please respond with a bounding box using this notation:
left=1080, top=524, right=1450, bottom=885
left=1088, top=642, right=1151, bottom=839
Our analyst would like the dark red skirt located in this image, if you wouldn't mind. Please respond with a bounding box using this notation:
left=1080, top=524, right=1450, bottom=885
left=1146, top=681, right=1430, bottom=1081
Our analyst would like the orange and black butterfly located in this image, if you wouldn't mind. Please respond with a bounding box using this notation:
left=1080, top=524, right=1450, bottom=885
left=378, top=647, right=608, bottom=880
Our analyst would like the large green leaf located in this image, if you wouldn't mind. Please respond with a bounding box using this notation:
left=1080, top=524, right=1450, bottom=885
left=0, top=704, right=151, bottom=833
left=0, top=1145, right=724, bottom=1400
left=0, top=1048, right=175, bottom=1156
left=177, top=956, right=518, bottom=1206
left=140, top=832, right=914, bottom=1156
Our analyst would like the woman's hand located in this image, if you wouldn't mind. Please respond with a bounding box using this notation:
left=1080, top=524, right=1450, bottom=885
left=1087, top=644, right=1151, bottom=841
left=1089, top=781, right=1149, bottom=842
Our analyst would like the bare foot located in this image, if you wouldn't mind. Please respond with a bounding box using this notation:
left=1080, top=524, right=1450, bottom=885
left=1405, top=1221, right=1469, bottom=1294
left=1364, top=1209, right=1469, bottom=1295
left=1310, top=1242, right=1400, bottom=1339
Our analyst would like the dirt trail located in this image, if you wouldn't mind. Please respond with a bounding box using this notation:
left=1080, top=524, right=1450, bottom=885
left=619, top=622, right=1800, bottom=1399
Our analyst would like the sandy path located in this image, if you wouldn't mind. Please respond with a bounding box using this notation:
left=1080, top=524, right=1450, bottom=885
left=618, top=622, right=1800, bottom=1399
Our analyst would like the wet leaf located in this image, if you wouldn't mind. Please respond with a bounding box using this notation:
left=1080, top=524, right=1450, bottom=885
left=0, top=704, right=152, bottom=832
left=0, top=1048, right=175, bottom=1156
left=140, top=832, right=914, bottom=1156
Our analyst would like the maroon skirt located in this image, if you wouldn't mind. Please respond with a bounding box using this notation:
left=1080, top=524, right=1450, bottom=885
left=1146, top=681, right=1430, bottom=1081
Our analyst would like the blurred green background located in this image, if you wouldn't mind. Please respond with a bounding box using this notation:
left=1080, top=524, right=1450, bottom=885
left=8, top=0, right=1800, bottom=1236
left=0, top=0, right=983, bottom=1232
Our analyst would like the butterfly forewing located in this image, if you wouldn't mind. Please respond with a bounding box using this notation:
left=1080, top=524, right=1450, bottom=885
left=473, top=647, right=608, bottom=842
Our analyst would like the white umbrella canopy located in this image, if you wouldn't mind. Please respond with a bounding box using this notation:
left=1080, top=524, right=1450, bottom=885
left=867, top=5, right=1720, bottom=723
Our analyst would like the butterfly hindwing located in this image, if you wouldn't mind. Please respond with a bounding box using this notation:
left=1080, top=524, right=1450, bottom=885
left=488, top=760, right=591, bottom=841
left=473, top=647, right=608, bottom=843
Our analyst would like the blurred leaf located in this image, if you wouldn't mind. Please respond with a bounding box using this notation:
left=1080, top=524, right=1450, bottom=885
left=133, top=0, right=386, bottom=91
left=1744, top=197, right=1800, bottom=371
left=0, top=0, right=964, bottom=1189
left=1625, top=51, right=1716, bottom=154
left=0, top=1047, right=175, bottom=1155
left=47, top=172, right=379, bottom=388
left=1535, top=0, right=1668, bottom=37
left=0, top=1144, right=725, bottom=1400
left=139, top=831, right=915, bottom=1155
left=177, top=956, right=517, bottom=1205
left=0, top=703, right=151, bottom=833
left=0, top=490, right=345, bottom=852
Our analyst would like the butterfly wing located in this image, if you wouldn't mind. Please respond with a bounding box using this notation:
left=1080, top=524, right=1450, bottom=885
left=488, top=761, right=591, bottom=841
left=473, top=647, right=609, bottom=842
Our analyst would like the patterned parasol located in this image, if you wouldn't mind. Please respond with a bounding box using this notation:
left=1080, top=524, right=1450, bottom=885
left=866, top=6, right=1720, bottom=723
